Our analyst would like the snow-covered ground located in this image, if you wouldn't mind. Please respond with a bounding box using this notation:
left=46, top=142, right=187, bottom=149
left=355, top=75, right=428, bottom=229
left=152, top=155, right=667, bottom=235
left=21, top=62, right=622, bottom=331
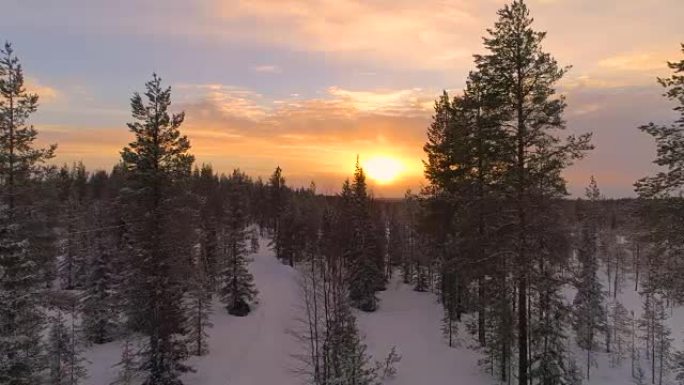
left=84, top=241, right=684, bottom=385
left=357, top=278, right=488, bottom=385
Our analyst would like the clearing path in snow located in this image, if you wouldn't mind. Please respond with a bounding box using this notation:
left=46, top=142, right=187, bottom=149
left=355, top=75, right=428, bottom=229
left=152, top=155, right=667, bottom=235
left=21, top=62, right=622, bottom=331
left=357, top=277, right=488, bottom=385
left=184, top=243, right=301, bottom=385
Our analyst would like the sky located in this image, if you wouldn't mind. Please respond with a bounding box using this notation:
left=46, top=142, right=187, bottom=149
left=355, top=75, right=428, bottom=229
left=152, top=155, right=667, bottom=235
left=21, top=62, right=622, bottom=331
left=2, top=0, right=683, bottom=197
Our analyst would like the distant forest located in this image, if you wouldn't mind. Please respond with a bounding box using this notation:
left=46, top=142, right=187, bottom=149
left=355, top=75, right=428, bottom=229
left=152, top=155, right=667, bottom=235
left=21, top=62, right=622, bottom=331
left=1, top=1, right=683, bottom=385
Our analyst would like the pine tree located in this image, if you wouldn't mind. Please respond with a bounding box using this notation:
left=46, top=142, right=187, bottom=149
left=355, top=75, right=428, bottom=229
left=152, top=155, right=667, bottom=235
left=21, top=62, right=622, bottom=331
left=607, top=300, right=631, bottom=367
left=48, top=310, right=70, bottom=384
left=47, top=307, right=88, bottom=385
left=111, top=335, right=138, bottom=385
left=343, top=159, right=384, bottom=312
left=672, top=348, right=684, bottom=385
left=218, top=170, right=258, bottom=316
left=635, top=45, right=684, bottom=308
left=268, top=166, right=287, bottom=262
left=0, top=209, right=45, bottom=384
left=332, top=308, right=379, bottom=385
left=185, top=259, right=213, bottom=355
left=635, top=44, right=684, bottom=199
left=0, top=42, right=56, bottom=215
left=573, top=178, right=607, bottom=381
left=81, top=235, right=119, bottom=344
left=0, top=42, right=56, bottom=384
left=441, top=276, right=460, bottom=348
left=653, top=297, right=672, bottom=385
left=566, top=356, right=583, bottom=385
left=193, top=164, right=221, bottom=289
left=474, top=3, right=593, bottom=383
left=386, top=210, right=405, bottom=280
left=81, top=210, right=119, bottom=344
left=634, top=364, right=647, bottom=385
left=57, top=163, right=89, bottom=290
left=120, top=73, right=195, bottom=383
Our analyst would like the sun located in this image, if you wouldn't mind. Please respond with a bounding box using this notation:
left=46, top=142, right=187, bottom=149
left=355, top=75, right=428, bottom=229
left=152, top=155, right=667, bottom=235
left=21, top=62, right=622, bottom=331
left=362, top=155, right=404, bottom=185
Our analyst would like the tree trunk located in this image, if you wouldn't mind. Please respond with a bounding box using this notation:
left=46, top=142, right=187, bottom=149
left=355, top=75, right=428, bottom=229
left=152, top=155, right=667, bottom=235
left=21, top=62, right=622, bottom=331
left=478, top=276, right=486, bottom=346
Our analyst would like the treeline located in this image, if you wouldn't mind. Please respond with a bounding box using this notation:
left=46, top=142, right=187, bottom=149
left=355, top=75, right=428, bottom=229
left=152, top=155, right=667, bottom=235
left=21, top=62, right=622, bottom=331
left=0, top=37, right=393, bottom=384
left=2, top=0, right=684, bottom=384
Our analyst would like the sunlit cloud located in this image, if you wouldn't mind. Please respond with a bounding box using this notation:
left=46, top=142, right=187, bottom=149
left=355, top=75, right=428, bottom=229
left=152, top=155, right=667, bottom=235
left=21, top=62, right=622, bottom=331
left=252, top=64, right=282, bottom=74
left=177, top=84, right=269, bottom=121
left=598, top=51, right=673, bottom=72
left=214, top=0, right=482, bottom=70
left=25, top=78, right=60, bottom=105
left=327, top=87, right=434, bottom=116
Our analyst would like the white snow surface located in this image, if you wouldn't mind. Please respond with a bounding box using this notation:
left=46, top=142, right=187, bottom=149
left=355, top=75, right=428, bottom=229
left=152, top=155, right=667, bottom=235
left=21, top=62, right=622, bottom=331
left=84, top=240, right=683, bottom=385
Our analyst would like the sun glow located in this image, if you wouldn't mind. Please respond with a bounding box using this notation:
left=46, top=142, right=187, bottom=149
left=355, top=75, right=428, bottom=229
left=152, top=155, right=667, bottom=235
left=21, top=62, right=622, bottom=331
left=362, top=155, right=404, bottom=185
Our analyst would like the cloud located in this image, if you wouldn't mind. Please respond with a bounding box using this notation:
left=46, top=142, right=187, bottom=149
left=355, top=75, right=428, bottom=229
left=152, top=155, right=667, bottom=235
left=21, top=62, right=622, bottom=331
left=176, top=84, right=269, bottom=121
left=211, top=0, right=482, bottom=71
left=25, top=78, right=60, bottom=104
left=598, top=51, right=672, bottom=72
left=560, top=75, right=633, bottom=90
left=327, top=87, right=434, bottom=116
left=252, top=64, right=282, bottom=73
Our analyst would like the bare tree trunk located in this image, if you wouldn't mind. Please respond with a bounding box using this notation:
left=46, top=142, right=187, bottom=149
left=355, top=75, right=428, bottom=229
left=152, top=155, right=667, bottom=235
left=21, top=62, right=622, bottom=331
left=606, top=302, right=612, bottom=353
left=478, top=276, right=486, bottom=346
left=586, top=346, right=591, bottom=381
left=634, top=243, right=640, bottom=292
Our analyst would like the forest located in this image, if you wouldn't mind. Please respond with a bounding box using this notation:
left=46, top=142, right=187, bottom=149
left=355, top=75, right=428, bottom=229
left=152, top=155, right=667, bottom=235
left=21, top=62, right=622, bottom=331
left=1, top=1, right=684, bottom=385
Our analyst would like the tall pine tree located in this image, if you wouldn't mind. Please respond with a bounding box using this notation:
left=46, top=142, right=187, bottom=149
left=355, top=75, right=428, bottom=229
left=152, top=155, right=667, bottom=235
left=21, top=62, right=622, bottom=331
left=120, top=74, right=195, bottom=384
left=0, top=41, right=54, bottom=385
left=474, top=2, right=592, bottom=383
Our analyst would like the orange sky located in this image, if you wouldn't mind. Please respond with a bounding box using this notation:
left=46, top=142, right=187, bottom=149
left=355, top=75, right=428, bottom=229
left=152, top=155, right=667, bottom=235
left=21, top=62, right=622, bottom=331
left=9, top=0, right=683, bottom=197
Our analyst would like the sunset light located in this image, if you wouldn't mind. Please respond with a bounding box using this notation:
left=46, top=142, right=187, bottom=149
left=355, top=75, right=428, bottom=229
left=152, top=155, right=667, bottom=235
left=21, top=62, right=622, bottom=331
left=362, top=155, right=404, bottom=185
left=3, top=1, right=684, bottom=384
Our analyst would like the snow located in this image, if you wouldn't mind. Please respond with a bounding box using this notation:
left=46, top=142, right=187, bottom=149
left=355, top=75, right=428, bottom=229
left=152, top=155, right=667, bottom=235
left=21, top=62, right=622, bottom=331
left=84, top=237, right=684, bottom=385
left=183, top=246, right=300, bottom=385
left=357, top=279, right=488, bottom=385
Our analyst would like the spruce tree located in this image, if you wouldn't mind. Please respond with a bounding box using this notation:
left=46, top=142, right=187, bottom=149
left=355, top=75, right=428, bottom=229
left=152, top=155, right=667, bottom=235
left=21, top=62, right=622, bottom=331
left=268, top=166, right=287, bottom=262
left=607, top=300, right=631, bottom=367
left=0, top=209, right=45, bottom=384
left=81, top=235, right=118, bottom=344
left=186, top=258, right=213, bottom=355
left=331, top=304, right=378, bottom=385
left=635, top=45, right=684, bottom=303
left=344, top=160, right=383, bottom=312
left=120, top=73, right=195, bottom=383
left=0, top=41, right=53, bottom=384
left=193, top=164, right=221, bottom=288
left=47, top=307, right=88, bottom=385
left=653, top=297, right=671, bottom=385
left=48, top=310, right=70, bottom=384
left=57, top=163, right=88, bottom=290
left=386, top=210, right=405, bottom=280
left=672, top=348, right=684, bottom=385
left=573, top=177, right=607, bottom=380
left=218, top=170, right=258, bottom=316
left=111, top=335, right=138, bottom=385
